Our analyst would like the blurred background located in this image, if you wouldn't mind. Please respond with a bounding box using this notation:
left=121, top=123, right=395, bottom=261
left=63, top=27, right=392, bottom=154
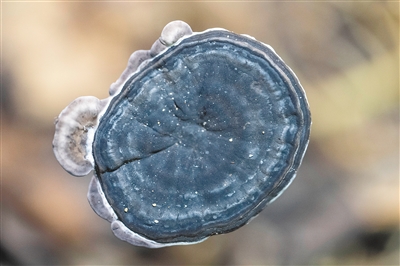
left=1, top=1, right=399, bottom=265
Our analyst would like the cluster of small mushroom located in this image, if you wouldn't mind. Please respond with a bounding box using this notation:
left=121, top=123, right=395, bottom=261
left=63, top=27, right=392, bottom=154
left=53, top=21, right=311, bottom=248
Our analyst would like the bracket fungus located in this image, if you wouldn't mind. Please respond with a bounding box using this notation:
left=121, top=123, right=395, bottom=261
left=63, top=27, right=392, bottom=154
left=53, top=21, right=311, bottom=248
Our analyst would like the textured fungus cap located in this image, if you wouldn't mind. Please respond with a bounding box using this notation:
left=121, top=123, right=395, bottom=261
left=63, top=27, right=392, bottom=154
left=53, top=21, right=311, bottom=248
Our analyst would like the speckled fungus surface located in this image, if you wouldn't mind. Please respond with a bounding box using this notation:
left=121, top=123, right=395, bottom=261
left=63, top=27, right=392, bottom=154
left=53, top=21, right=311, bottom=248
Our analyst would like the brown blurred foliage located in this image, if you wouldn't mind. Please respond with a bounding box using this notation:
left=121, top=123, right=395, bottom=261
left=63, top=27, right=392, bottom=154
left=1, top=2, right=399, bottom=265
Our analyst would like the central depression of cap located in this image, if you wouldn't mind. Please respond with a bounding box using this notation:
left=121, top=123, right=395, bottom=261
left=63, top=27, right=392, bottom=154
left=93, top=30, right=310, bottom=243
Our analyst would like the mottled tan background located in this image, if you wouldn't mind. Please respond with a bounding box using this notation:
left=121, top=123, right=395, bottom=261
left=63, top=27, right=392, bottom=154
left=1, top=1, right=399, bottom=265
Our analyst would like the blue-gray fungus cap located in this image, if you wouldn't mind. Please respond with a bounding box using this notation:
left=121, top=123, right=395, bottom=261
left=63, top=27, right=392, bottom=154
left=53, top=21, right=311, bottom=248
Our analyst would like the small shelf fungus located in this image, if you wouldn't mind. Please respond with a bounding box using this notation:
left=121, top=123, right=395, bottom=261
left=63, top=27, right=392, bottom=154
left=53, top=21, right=311, bottom=248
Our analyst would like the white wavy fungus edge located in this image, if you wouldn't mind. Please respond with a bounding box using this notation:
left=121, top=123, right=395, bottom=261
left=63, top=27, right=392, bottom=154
left=87, top=175, right=207, bottom=248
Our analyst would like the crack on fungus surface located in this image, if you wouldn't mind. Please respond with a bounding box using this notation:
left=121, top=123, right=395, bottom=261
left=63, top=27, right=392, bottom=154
left=99, top=141, right=177, bottom=174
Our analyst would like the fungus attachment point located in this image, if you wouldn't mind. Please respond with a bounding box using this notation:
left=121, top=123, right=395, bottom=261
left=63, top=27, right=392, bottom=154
left=109, top=50, right=151, bottom=96
left=53, top=96, right=104, bottom=176
left=53, top=21, right=311, bottom=248
left=87, top=175, right=117, bottom=222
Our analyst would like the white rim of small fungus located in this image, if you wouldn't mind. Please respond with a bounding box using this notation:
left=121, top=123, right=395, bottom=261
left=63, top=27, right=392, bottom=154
left=53, top=96, right=106, bottom=176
